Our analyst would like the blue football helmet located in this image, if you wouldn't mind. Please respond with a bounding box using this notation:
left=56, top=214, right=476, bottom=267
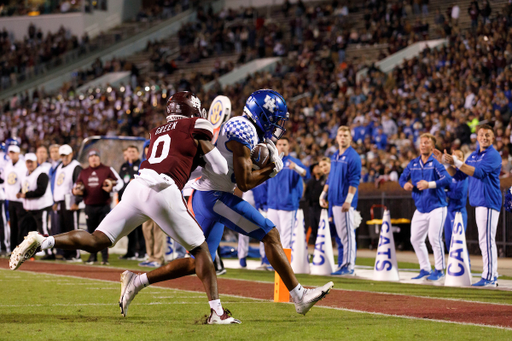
left=244, top=89, right=289, bottom=140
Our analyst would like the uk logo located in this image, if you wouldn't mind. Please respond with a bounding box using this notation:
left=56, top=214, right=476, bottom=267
left=263, top=95, right=277, bottom=113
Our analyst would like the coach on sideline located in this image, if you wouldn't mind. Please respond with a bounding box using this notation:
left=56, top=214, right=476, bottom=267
left=72, top=150, right=123, bottom=265
left=53, top=144, right=82, bottom=262
left=17, top=153, right=53, bottom=242
left=320, top=126, right=361, bottom=276
left=442, top=124, right=501, bottom=287
left=399, top=133, right=452, bottom=281
left=4, top=145, right=27, bottom=249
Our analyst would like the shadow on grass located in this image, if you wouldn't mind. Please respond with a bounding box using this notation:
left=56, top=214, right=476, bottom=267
left=0, top=313, right=149, bottom=324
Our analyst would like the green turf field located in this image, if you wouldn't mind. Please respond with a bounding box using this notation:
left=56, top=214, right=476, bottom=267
left=1, top=269, right=512, bottom=341
left=58, top=255, right=512, bottom=305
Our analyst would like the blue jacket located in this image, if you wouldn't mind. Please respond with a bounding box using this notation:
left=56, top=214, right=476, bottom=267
left=267, top=155, right=310, bottom=211
left=252, top=182, right=268, bottom=211
left=326, top=146, right=362, bottom=208
left=399, top=154, right=452, bottom=213
left=447, top=170, right=468, bottom=212
left=461, top=145, right=502, bottom=211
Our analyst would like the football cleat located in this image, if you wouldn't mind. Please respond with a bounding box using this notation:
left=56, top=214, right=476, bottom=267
left=206, top=309, right=241, bottom=324
left=9, top=232, right=45, bottom=270
left=472, top=277, right=498, bottom=287
left=119, top=270, right=142, bottom=317
left=411, top=269, right=431, bottom=280
left=294, top=282, right=334, bottom=315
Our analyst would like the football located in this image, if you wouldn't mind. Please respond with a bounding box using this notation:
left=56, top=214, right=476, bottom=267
left=251, top=143, right=271, bottom=170
left=102, top=179, right=117, bottom=188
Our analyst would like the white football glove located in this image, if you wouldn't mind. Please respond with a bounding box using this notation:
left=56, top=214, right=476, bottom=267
left=266, top=139, right=284, bottom=178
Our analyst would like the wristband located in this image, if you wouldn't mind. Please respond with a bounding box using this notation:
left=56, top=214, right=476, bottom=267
left=320, top=191, right=327, bottom=201
left=428, top=181, right=437, bottom=189
left=293, top=164, right=306, bottom=175
left=345, top=193, right=354, bottom=204
left=453, top=156, right=464, bottom=169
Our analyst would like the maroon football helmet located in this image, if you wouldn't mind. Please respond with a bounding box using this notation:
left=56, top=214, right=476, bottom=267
left=165, top=91, right=207, bottom=121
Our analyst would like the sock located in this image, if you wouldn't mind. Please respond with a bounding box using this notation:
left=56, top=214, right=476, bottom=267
left=209, top=299, right=224, bottom=316
left=41, top=236, right=54, bottom=250
left=133, top=273, right=149, bottom=291
left=290, top=283, right=304, bottom=301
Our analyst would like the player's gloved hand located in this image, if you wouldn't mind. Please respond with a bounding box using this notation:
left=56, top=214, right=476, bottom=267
left=269, top=152, right=284, bottom=178
left=266, top=139, right=284, bottom=178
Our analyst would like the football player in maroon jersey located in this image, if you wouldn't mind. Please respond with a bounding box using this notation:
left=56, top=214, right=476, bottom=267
left=9, top=91, right=240, bottom=324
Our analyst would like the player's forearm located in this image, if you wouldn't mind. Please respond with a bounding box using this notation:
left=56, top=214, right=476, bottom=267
left=240, top=165, right=274, bottom=191
left=458, top=164, right=475, bottom=177
left=445, top=166, right=457, bottom=177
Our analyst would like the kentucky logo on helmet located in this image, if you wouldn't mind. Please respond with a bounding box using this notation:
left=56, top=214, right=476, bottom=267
left=263, top=95, right=277, bottom=113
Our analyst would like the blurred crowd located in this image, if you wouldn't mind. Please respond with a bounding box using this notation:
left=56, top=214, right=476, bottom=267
left=2, top=0, right=512, bottom=188
left=0, top=0, right=187, bottom=90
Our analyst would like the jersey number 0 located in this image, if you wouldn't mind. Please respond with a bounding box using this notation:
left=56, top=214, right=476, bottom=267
left=148, top=135, right=171, bottom=164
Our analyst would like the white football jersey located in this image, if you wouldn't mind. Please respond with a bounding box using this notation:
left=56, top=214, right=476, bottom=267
left=193, top=116, right=260, bottom=193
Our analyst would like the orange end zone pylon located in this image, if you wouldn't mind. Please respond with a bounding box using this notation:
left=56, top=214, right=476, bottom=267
left=274, top=248, right=291, bottom=302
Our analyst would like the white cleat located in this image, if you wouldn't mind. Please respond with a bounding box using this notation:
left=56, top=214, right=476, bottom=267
left=119, top=270, right=141, bottom=317
left=9, top=232, right=45, bottom=270
left=206, top=309, right=241, bottom=324
left=294, top=281, right=334, bottom=315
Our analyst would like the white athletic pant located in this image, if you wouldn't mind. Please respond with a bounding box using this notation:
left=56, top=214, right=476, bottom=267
left=97, top=177, right=205, bottom=251
left=267, top=208, right=297, bottom=249
left=238, top=209, right=266, bottom=260
left=410, top=207, right=447, bottom=271
left=333, top=206, right=356, bottom=271
left=475, top=207, right=499, bottom=280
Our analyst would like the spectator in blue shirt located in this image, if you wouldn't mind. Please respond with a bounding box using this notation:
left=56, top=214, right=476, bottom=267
left=442, top=124, right=502, bottom=287
left=267, top=137, right=310, bottom=250
left=320, top=126, right=361, bottom=276
left=399, top=133, right=452, bottom=281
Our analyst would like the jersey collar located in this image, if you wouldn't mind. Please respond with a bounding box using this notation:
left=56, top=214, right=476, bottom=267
left=418, top=154, right=434, bottom=167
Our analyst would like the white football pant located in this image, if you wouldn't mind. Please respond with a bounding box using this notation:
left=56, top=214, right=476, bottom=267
left=333, top=206, right=356, bottom=271
left=475, top=207, right=499, bottom=280
left=97, top=177, right=205, bottom=251
left=410, top=206, right=446, bottom=271
left=267, top=208, right=297, bottom=249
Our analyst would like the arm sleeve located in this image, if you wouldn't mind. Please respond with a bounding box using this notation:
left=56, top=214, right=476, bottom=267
left=25, top=173, right=49, bottom=199
left=72, top=165, right=83, bottom=183
left=347, top=155, right=362, bottom=187
left=109, top=167, right=124, bottom=192
left=434, top=160, right=452, bottom=187
left=398, top=162, right=411, bottom=188
left=473, top=151, right=502, bottom=180
left=297, top=159, right=310, bottom=180
left=203, top=148, right=229, bottom=175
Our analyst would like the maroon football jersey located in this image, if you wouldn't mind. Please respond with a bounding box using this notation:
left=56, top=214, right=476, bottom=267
left=140, top=117, right=213, bottom=190
left=76, top=164, right=118, bottom=205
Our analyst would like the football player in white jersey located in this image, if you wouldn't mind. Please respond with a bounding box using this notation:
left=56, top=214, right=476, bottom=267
left=120, top=89, right=333, bottom=317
